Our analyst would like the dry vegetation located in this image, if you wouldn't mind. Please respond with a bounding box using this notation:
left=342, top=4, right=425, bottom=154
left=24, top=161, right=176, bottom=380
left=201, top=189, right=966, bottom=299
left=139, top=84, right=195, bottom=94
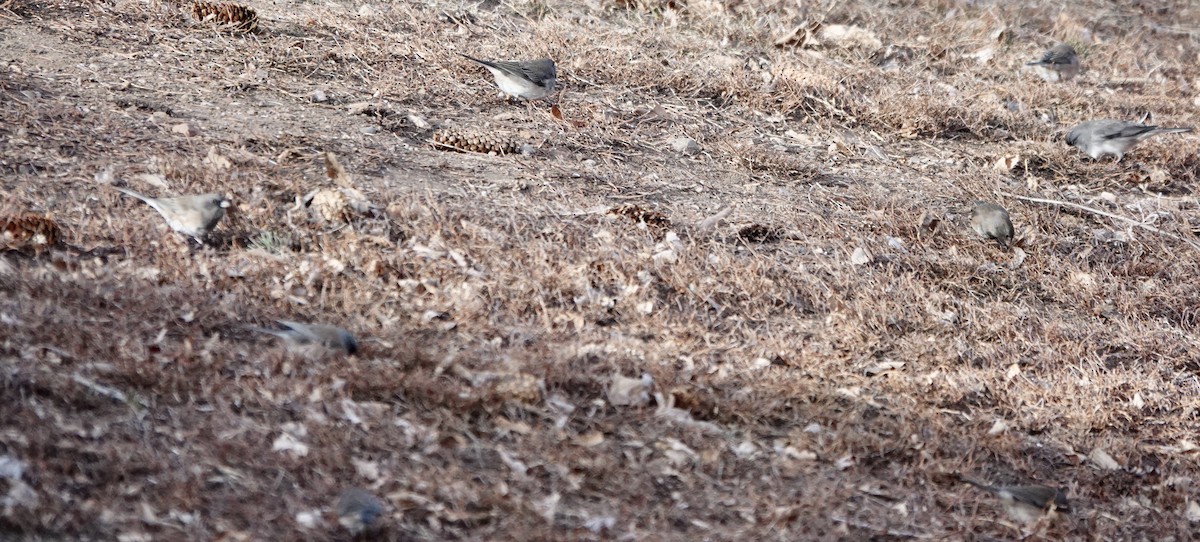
left=3, top=0, right=1200, bottom=539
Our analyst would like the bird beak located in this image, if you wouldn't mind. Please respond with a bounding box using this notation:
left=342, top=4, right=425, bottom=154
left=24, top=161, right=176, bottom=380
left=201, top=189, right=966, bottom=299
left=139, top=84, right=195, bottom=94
left=220, top=199, right=231, bottom=208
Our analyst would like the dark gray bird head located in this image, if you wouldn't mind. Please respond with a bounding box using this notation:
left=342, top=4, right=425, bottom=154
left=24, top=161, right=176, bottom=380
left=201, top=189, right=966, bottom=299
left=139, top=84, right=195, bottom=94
left=333, top=328, right=359, bottom=355
left=336, top=487, right=384, bottom=534
left=203, top=194, right=232, bottom=210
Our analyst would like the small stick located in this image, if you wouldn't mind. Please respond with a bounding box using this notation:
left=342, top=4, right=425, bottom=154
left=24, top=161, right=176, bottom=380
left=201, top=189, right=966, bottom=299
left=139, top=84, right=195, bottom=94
left=830, top=515, right=932, bottom=539
left=998, top=191, right=1200, bottom=253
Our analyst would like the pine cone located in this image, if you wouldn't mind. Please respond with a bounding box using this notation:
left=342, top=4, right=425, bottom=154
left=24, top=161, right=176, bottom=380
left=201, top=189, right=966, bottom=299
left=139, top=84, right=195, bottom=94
left=192, top=1, right=259, bottom=32
left=431, top=128, right=518, bottom=156
left=608, top=205, right=672, bottom=236
left=307, top=188, right=373, bottom=223
left=737, top=223, right=784, bottom=243
left=309, top=189, right=349, bottom=223
left=1, top=214, right=63, bottom=249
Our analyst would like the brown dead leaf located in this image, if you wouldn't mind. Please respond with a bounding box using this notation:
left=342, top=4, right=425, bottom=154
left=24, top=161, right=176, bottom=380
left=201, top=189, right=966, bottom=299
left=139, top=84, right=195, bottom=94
left=775, top=21, right=820, bottom=47
left=994, top=154, right=1019, bottom=172
left=324, top=151, right=354, bottom=188
left=574, top=431, right=605, bottom=447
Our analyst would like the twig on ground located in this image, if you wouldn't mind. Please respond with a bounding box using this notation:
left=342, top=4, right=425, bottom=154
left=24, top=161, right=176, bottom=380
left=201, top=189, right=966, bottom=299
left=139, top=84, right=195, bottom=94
left=71, top=374, right=129, bottom=403
left=830, top=515, right=931, bottom=539
left=999, top=192, right=1200, bottom=253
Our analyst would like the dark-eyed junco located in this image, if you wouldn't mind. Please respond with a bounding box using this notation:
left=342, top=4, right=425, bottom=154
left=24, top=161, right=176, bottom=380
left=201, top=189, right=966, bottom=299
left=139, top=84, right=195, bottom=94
left=1067, top=119, right=1193, bottom=162
left=459, top=54, right=557, bottom=101
left=114, top=187, right=229, bottom=242
left=970, top=201, right=1014, bottom=248
left=247, top=320, right=358, bottom=355
left=959, top=476, right=1070, bottom=525
left=336, top=487, right=384, bottom=535
left=1025, top=43, right=1080, bottom=82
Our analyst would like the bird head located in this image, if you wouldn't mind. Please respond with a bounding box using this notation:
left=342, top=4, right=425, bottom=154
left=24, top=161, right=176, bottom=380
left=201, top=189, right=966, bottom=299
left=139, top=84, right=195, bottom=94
left=203, top=194, right=231, bottom=210
left=338, top=330, right=359, bottom=355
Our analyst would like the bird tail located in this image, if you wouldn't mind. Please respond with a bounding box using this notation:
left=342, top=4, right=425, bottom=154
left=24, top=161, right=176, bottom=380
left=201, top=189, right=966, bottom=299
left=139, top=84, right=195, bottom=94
left=1152, top=127, right=1194, bottom=134
left=274, top=320, right=325, bottom=342
left=955, top=474, right=996, bottom=493
left=274, top=320, right=308, bottom=332
left=245, top=324, right=286, bottom=338
left=113, top=186, right=151, bottom=203
left=457, top=53, right=494, bottom=69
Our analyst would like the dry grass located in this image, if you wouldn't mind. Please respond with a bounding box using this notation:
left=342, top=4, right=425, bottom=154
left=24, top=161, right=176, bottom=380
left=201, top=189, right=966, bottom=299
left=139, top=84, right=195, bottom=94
left=3, top=0, right=1200, bottom=539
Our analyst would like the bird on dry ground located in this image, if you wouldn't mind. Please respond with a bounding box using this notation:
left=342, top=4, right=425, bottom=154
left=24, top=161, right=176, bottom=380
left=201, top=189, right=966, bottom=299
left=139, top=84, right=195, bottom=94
left=971, top=201, right=1014, bottom=248
left=246, top=320, right=358, bottom=355
left=114, top=187, right=229, bottom=243
left=1066, top=119, right=1193, bottom=162
left=1026, top=43, right=1081, bottom=82
left=958, top=475, right=1070, bottom=525
left=459, top=53, right=557, bottom=102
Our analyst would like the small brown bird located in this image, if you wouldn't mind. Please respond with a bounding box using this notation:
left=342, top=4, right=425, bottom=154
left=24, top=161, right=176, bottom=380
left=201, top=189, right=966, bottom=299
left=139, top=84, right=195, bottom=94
left=247, top=320, right=358, bottom=355
left=959, top=476, right=1070, bottom=525
left=1026, top=43, right=1081, bottom=82
left=971, top=201, right=1014, bottom=248
left=336, top=487, right=384, bottom=535
left=114, top=187, right=230, bottom=242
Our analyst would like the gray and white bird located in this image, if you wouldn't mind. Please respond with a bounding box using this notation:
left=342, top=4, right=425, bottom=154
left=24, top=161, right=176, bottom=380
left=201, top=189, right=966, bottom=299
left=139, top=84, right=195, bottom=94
left=959, top=476, right=1070, bottom=525
left=336, top=487, right=384, bottom=535
left=247, top=320, right=358, bottom=355
left=1066, top=119, right=1193, bottom=162
left=114, top=187, right=229, bottom=242
left=971, top=201, right=1014, bottom=248
left=1025, top=43, right=1080, bottom=82
left=459, top=53, right=557, bottom=101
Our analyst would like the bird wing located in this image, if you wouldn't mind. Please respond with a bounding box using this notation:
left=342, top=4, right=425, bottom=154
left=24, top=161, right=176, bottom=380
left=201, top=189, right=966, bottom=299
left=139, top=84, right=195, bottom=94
left=1039, top=44, right=1076, bottom=66
left=276, top=320, right=355, bottom=352
left=276, top=320, right=321, bottom=341
left=1107, top=124, right=1159, bottom=140
left=1009, top=485, right=1071, bottom=512
left=517, top=59, right=556, bottom=85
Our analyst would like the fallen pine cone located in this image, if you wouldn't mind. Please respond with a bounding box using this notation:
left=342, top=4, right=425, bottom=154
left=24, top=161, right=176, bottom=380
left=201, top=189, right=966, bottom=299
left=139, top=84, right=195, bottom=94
left=192, top=1, right=259, bottom=32
left=737, top=223, right=784, bottom=243
left=431, top=128, right=518, bottom=156
left=1, top=214, right=63, bottom=250
left=607, top=204, right=672, bottom=239
left=306, top=187, right=373, bottom=223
